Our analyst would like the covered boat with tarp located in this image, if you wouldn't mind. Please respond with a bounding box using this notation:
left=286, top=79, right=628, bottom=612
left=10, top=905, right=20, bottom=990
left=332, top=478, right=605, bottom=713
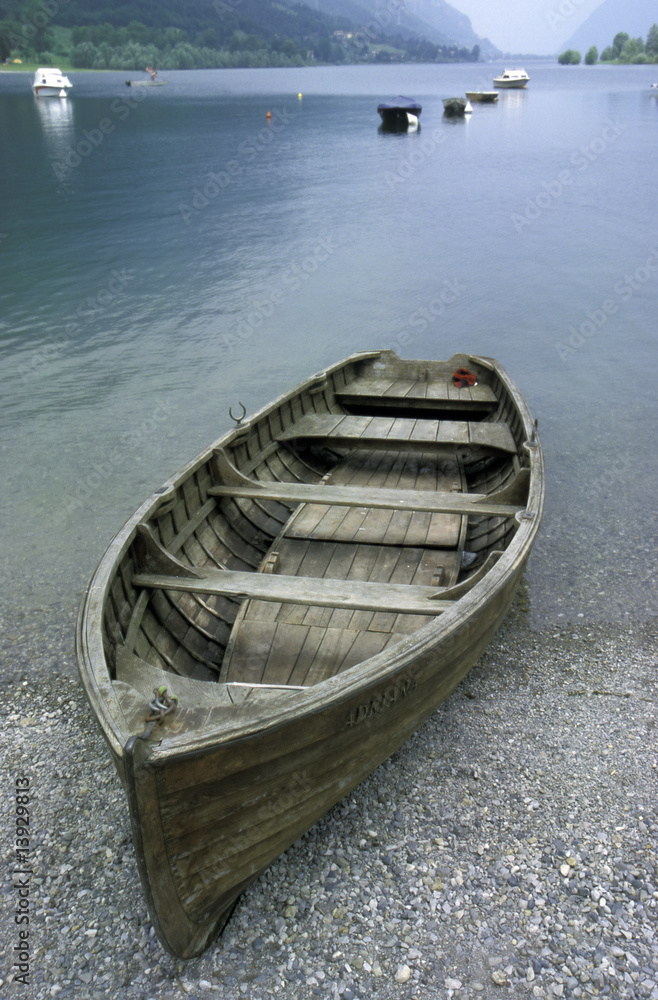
left=377, top=96, right=422, bottom=128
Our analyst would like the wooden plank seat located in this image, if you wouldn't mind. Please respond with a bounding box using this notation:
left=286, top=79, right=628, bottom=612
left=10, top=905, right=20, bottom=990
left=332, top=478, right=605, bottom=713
left=209, top=480, right=522, bottom=519
left=335, top=376, right=498, bottom=413
left=276, top=415, right=517, bottom=454
left=133, top=569, right=456, bottom=616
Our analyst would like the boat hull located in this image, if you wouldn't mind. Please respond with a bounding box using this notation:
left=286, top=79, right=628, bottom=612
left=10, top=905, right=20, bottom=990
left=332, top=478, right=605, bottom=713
left=33, top=85, right=70, bottom=97
left=466, top=91, right=499, bottom=103
left=377, top=97, right=422, bottom=129
left=443, top=97, right=472, bottom=117
left=76, top=350, right=543, bottom=958
left=124, top=559, right=527, bottom=957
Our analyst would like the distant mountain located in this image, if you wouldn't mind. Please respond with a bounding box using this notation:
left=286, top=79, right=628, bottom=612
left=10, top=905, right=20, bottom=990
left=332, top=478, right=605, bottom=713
left=560, top=0, right=656, bottom=53
left=307, top=0, right=499, bottom=56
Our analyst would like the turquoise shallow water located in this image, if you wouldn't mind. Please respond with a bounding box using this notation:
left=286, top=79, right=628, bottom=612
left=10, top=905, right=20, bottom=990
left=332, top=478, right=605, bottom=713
left=0, top=61, right=656, bottom=625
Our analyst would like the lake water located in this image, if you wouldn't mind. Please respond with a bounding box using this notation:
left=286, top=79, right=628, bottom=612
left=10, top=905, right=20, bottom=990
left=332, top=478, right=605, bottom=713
left=1, top=61, right=656, bottom=633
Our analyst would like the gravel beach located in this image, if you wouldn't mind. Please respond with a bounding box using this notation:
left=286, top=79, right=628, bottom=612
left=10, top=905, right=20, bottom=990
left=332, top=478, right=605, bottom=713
left=1, top=596, right=656, bottom=1000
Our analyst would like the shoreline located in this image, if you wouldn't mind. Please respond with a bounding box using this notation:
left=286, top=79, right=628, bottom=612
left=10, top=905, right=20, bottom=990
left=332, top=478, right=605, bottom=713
left=1, top=600, right=655, bottom=998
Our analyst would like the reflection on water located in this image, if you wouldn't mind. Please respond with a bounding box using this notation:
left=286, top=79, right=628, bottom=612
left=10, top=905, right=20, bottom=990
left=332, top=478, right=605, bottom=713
left=34, top=93, right=75, bottom=159
left=0, top=63, right=657, bottom=626
left=35, top=92, right=74, bottom=122
left=495, top=89, right=529, bottom=109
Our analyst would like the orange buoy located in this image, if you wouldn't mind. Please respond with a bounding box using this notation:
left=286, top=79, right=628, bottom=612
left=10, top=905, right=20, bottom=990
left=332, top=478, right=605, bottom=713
left=266, top=110, right=272, bottom=119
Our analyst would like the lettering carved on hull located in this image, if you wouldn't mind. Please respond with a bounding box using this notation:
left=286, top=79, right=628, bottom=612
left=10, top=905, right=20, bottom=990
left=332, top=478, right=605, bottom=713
left=344, top=675, right=418, bottom=729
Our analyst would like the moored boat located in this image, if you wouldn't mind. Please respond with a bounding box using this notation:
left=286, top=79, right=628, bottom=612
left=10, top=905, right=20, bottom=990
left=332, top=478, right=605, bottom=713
left=443, top=96, right=473, bottom=116
left=377, top=96, right=422, bottom=128
left=466, top=91, right=499, bottom=103
left=493, top=68, right=529, bottom=89
left=33, top=67, right=72, bottom=97
left=76, top=350, right=544, bottom=958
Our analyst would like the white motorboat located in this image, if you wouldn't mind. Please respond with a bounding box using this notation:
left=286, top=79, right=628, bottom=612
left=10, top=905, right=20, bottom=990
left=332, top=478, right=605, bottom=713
left=493, top=68, right=529, bottom=89
left=33, top=68, right=72, bottom=98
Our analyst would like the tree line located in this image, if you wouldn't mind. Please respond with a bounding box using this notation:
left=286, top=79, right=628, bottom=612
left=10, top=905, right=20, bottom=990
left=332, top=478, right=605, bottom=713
left=558, top=25, right=658, bottom=65
left=0, top=0, right=482, bottom=68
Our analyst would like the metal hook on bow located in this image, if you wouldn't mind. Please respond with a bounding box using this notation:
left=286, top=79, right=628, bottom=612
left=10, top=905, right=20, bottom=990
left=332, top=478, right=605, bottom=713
left=229, top=402, right=247, bottom=425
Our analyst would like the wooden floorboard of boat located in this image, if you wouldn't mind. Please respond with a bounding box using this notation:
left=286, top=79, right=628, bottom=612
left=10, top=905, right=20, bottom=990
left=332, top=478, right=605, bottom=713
left=281, top=448, right=466, bottom=548
left=284, top=503, right=460, bottom=547
left=212, top=440, right=471, bottom=687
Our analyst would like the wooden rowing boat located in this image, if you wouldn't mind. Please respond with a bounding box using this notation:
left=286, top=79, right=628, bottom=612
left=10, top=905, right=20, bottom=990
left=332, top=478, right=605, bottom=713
left=76, top=350, right=543, bottom=958
left=465, top=91, right=499, bottom=103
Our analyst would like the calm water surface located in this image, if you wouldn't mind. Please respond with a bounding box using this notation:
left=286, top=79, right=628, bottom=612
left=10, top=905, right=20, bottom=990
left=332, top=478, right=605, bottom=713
left=1, top=62, right=656, bottom=627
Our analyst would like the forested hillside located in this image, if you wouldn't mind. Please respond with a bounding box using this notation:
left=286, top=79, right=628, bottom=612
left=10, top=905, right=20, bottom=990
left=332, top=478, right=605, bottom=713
left=0, top=0, right=484, bottom=68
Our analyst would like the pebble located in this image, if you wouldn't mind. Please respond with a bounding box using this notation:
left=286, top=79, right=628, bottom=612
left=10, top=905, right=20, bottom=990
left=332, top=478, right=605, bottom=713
left=0, top=609, right=656, bottom=1000
left=394, top=964, right=411, bottom=984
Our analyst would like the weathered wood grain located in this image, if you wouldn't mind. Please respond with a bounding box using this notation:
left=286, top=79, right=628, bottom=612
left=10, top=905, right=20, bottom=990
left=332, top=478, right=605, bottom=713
left=335, top=375, right=497, bottom=411
left=276, top=414, right=517, bottom=453
left=132, top=569, right=456, bottom=616
left=209, top=480, right=522, bottom=517
left=76, top=349, right=544, bottom=960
